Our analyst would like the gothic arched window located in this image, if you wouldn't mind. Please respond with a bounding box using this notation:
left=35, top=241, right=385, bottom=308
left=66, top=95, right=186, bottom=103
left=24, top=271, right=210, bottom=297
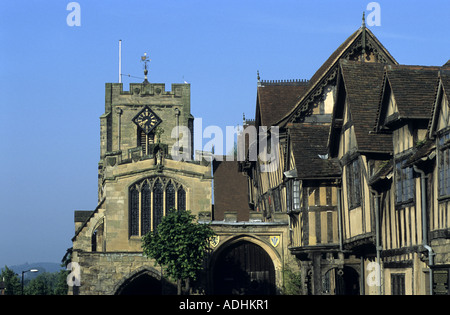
left=129, top=186, right=140, bottom=236
left=152, top=179, right=164, bottom=231
left=141, top=182, right=151, bottom=235
left=166, top=182, right=176, bottom=213
left=128, top=177, right=187, bottom=237
left=178, top=186, right=186, bottom=211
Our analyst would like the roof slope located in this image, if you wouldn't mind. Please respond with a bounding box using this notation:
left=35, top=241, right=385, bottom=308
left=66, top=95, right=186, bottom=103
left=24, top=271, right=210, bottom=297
left=441, top=70, right=450, bottom=103
left=340, top=60, right=392, bottom=153
left=278, top=26, right=397, bottom=127
left=290, top=124, right=341, bottom=179
left=257, top=83, right=309, bottom=127
left=385, top=65, right=440, bottom=119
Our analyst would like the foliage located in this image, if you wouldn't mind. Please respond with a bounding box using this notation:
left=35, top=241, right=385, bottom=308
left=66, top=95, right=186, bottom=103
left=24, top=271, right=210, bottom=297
left=0, top=266, right=68, bottom=295
left=1, top=265, right=21, bottom=295
left=282, top=267, right=303, bottom=295
left=142, top=209, right=215, bottom=293
left=24, top=270, right=68, bottom=295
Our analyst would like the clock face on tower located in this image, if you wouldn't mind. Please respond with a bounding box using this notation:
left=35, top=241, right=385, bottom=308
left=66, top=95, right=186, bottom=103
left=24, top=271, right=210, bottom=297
left=132, top=106, right=162, bottom=135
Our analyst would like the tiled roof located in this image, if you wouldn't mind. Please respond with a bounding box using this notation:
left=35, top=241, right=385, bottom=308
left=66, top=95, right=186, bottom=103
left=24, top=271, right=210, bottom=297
left=428, top=69, right=450, bottom=135
left=213, top=159, right=251, bottom=221
left=290, top=124, right=341, bottom=179
left=441, top=70, right=450, bottom=103
left=385, top=65, right=440, bottom=119
left=257, top=83, right=309, bottom=127
left=340, top=60, right=392, bottom=153
left=277, top=27, right=397, bottom=127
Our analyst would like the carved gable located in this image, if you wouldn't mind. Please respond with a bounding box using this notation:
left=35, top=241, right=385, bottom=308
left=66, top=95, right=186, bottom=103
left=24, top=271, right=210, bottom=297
left=279, top=26, right=397, bottom=126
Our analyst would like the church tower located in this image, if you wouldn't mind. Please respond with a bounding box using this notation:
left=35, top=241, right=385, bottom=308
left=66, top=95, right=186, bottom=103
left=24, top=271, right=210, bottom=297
left=70, top=56, right=212, bottom=295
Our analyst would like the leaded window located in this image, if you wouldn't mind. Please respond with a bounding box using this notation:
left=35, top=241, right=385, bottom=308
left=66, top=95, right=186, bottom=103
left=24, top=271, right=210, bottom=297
left=391, top=274, right=405, bottom=295
left=395, top=159, right=414, bottom=205
left=292, top=180, right=301, bottom=210
left=128, top=177, right=187, bottom=237
left=141, top=182, right=151, bottom=235
left=178, top=186, right=186, bottom=211
left=273, top=188, right=281, bottom=212
left=347, top=159, right=361, bottom=209
left=166, top=182, right=176, bottom=213
left=438, top=130, right=450, bottom=197
left=153, top=179, right=164, bottom=231
left=129, top=186, right=140, bottom=236
left=286, top=180, right=301, bottom=211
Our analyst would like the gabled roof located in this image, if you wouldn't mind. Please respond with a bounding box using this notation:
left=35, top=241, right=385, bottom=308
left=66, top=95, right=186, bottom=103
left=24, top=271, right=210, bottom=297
left=440, top=70, right=450, bottom=101
left=290, top=124, right=341, bottom=179
left=335, top=60, right=392, bottom=154
left=256, top=82, right=309, bottom=127
left=428, top=69, right=450, bottom=136
left=383, top=65, right=440, bottom=120
left=277, top=26, right=397, bottom=127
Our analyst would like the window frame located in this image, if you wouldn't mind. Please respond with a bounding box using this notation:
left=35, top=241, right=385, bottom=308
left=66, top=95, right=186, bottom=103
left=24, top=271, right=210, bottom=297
left=391, top=273, right=406, bottom=295
left=128, top=177, right=187, bottom=237
left=286, top=179, right=301, bottom=212
left=438, top=129, right=450, bottom=198
left=394, top=158, right=414, bottom=207
left=346, top=158, right=361, bottom=210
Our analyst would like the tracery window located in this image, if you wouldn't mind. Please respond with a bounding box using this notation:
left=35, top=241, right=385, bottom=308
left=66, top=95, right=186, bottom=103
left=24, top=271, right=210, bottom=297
left=128, top=177, right=187, bottom=237
left=141, top=182, right=151, bottom=235
left=129, top=186, right=140, bottom=236
left=166, top=182, right=176, bottom=213
left=178, top=186, right=186, bottom=211
left=153, top=179, right=164, bottom=231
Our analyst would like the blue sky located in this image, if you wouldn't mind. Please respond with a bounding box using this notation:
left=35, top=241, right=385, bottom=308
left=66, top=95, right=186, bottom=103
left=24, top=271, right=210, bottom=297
left=0, top=0, right=448, bottom=267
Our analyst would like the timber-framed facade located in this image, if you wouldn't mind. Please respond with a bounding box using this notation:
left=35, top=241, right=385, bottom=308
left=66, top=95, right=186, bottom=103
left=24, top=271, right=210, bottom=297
left=69, top=18, right=450, bottom=295
left=239, top=19, right=450, bottom=295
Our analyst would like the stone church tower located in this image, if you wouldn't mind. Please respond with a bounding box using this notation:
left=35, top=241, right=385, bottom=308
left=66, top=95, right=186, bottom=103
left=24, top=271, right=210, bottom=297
left=70, top=69, right=212, bottom=294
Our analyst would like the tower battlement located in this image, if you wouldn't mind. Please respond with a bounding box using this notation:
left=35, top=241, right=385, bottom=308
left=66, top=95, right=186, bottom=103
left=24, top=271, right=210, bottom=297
left=101, top=81, right=193, bottom=162
left=107, top=82, right=190, bottom=99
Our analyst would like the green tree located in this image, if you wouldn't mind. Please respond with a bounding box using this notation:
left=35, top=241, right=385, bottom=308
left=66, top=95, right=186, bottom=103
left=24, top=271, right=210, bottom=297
left=282, top=267, right=302, bottom=295
left=0, top=266, right=21, bottom=295
left=142, top=209, right=215, bottom=295
left=21, top=270, right=68, bottom=295
left=24, top=272, right=54, bottom=295
left=53, top=269, right=69, bottom=295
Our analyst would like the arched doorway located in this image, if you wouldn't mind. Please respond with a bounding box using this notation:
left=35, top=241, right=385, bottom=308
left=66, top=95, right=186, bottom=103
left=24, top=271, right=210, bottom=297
left=213, top=240, right=276, bottom=295
left=115, top=271, right=162, bottom=295
left=323, top=266, right=360, bottom=295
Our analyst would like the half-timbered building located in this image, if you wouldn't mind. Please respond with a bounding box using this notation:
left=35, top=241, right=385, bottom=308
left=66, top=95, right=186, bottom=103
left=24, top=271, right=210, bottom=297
left=241, top=18, right=450, bottom=294
left=371, top=64, right=440, bottom=295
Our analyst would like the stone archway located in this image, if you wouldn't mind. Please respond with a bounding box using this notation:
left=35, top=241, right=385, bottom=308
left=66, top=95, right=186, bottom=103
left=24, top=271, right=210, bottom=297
left=114, top=268, right=163, bottom=295
left=212, top=240, right=276, bottom=295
